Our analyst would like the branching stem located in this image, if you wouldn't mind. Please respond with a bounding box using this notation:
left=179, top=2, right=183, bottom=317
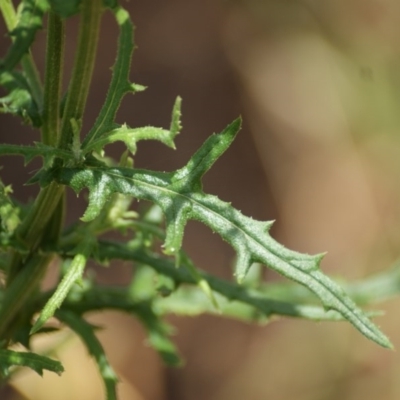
left=2, top=0, right=104, bottom=342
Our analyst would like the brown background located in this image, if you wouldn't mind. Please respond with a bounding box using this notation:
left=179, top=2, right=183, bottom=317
left=2, top=1, right=400, bottom=399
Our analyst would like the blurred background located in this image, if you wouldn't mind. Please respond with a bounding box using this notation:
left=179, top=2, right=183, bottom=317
left=3, top=0, right=400, bottom=399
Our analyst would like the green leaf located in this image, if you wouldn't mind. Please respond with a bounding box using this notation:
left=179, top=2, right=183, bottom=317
left=132, top=298, right=182, bottom=366
left=0, top=71, right=41, bottom=126
left=95, top=242, right=364, bottom=322
left=345, top=260, right=400, bottom=305
left=45, top=119, right=392, bottom=348
left=1, top=0, right=50, bottom=72
left=31, top=241, right=92, bottom=334
left=45, top=279, right=182, bottom=366
left=0, top=181, right=20, bottom=234
left=0, top=143, right=73, bottom=166
left=81, top=5, right=142, bottom=150
left=169, top=95, right=182, bottom=139
left=0, top=349, right=63, bottom=377
left=56, top=310, right=118, bottom=400
left=83, top=97, right=182, bottom=155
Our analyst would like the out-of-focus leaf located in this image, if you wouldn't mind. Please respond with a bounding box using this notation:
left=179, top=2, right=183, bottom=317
left=56, top=310, right=118, bottom=400
left=0, top=181, right=20, bottom=234
left=0, top=71, right=41, bottom=126
left=42, top=118, right=392, bottom=348
left=0, top=143, right=73, bottom=166
left=0, top=349, right=63, bottom=377
left=1, top=0, right=50, bottom=71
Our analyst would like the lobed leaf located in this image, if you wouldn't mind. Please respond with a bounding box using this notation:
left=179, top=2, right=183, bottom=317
left=134, top=303, right=182, bottom=366
left=83, top=97, right=182, bottom=155
left=0, top=0, right=50, bottom=72
left=56, top=310, right=118, bottom=400
left=31, top=241, right=92, bottom=334
left=43, top=119, right=392, bottom=348
left=81, top=5, right=144, bottom=150
left=0, top=143, right=73, bottom=166
left=0, top=349, right=63, bottom=377
left=95, top=242, right=362, bottom=322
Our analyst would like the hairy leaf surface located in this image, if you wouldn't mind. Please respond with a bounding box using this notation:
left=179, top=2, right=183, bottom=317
left=44, top=119, right=392, bottom=348
left=95, top=242, right=378, bottom=322
left=81, top=6, right=144, bottom=150
left=83, top=97, right=182, bottom=155
left=31, top=243, right=91, bottom=334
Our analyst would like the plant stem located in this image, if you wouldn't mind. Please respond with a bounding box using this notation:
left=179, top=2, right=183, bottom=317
left=2, top=0, right=104, bottom=340
left=42, top=12, right=65, bottom=146
left=8, top=183, right=64, bottom=284
left=0, top=254, right=53, bottom=342
left=9, top=0, right=103, bottom=277
left=58, top=0, right=104, bottom=150
left=21, top=57, right=44, bottom=112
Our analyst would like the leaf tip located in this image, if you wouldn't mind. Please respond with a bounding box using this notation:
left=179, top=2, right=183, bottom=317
left=234, top=270, right=246, bottom=284
left=30, top=319, right=45, bottom=335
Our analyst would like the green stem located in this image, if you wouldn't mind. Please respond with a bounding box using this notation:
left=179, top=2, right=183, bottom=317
left=42, top=12, right=65, bottom=146
left=58, top=0, right=104, bottom=150
left=21, top=56, right=44, bottom=112
left=0, top=0, right=43, bottom=110
left=8, top=182, right=64, bottom=283
left=0, top=254, right=52, bottom=342
left=9, top=0, right=103, bottom=277
left=2, top=0, right=104, bottom=341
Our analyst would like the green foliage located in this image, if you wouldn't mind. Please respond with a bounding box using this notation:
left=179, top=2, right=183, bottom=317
left=0, top=349, right=64, bottom=378
left=0, top=0, right=50, bottom=72
left=0, top=0, right=396, bottom=398
left=0, top=71, right=41, bottom=125
left=56, top=310, right=118, bottom=399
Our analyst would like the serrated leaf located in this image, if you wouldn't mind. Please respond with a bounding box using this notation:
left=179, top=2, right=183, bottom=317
left=0, top=143, right=73, bottom=166
left=95, top=242, right=377, bottom=322
left=45, top=119, right=392, bottom=348
left=134, top=303, right=182, bottom=366
left=0, top=349, right=63, bottom=377
left=81, top=5, right=142, bottom=150
left=83, top=97, right=182, bottom=155
left=31, top=241, right=92, bottom=334
left=169, top=95, right=182, bottom=138
left=51, top=280, right=182, bottom=366
left=1, top=0, right=50, bottom=72
left=56, top=310, right=118, bottom=400
left=0, top=71, right=41, bottom=126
